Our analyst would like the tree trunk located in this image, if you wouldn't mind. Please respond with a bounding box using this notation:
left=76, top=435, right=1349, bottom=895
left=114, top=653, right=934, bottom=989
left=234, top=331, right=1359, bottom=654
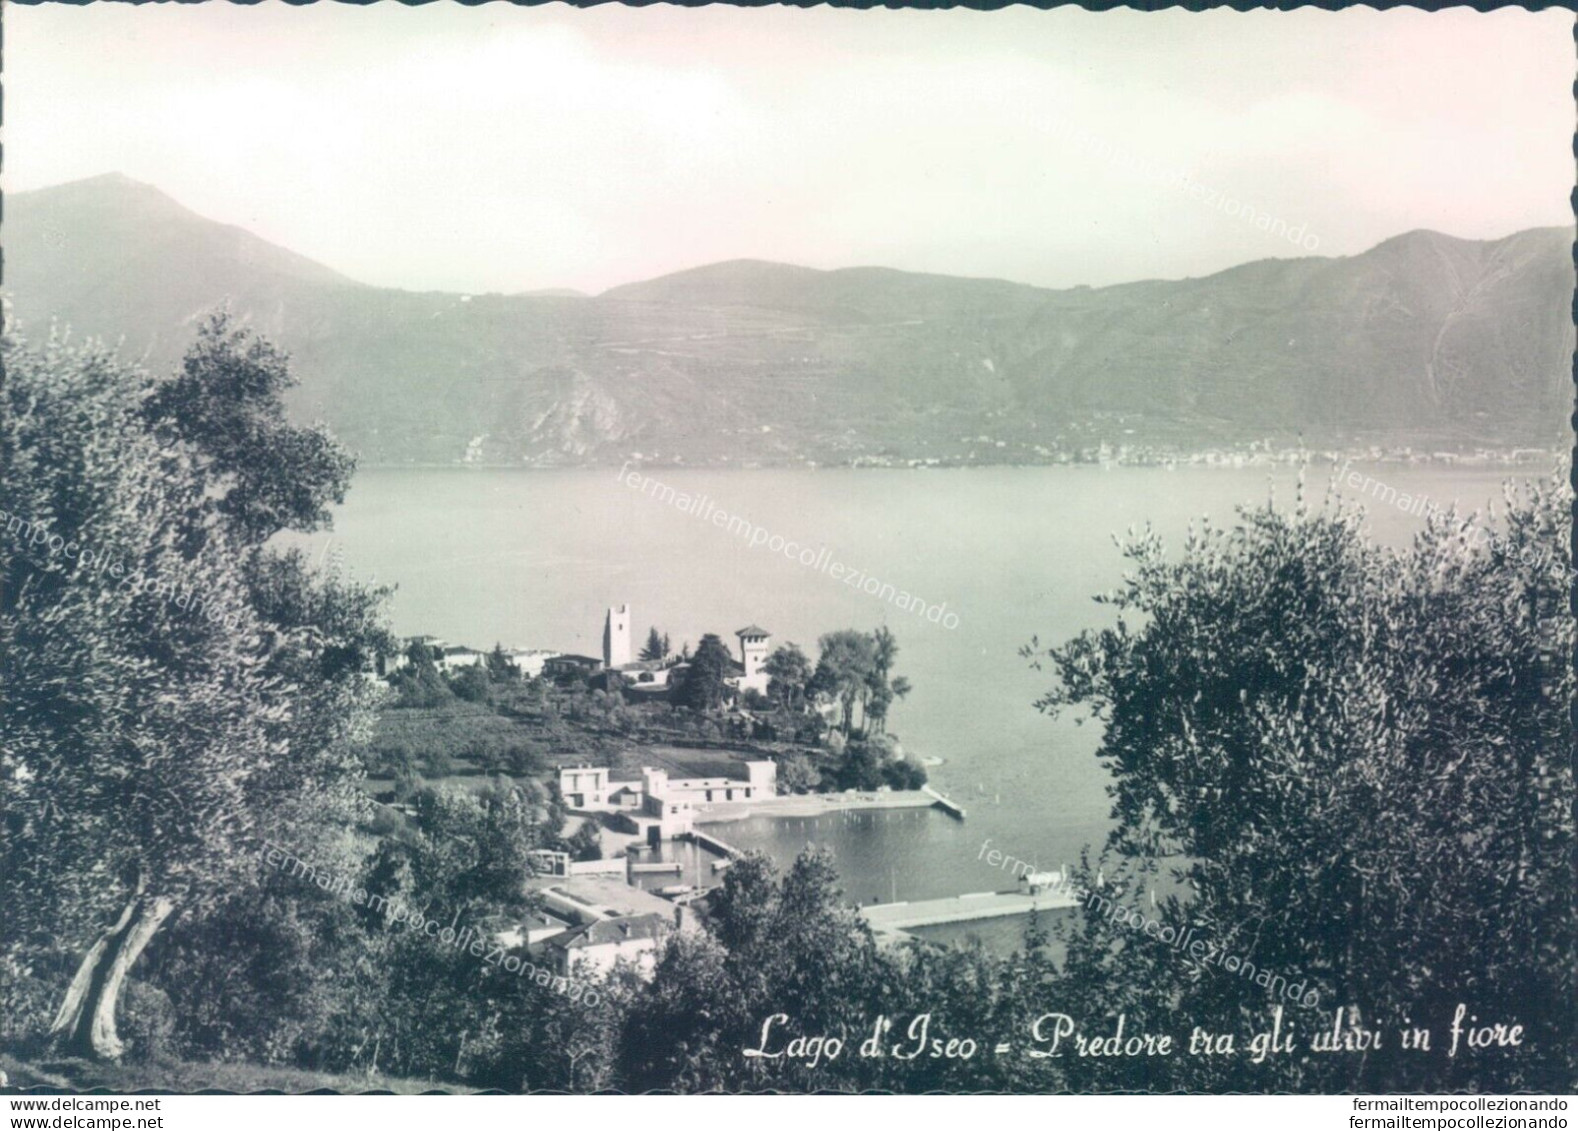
left=50, top=894, right=176, bottom=1060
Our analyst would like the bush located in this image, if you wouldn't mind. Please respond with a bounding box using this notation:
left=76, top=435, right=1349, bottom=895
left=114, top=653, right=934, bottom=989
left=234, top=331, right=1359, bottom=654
left=831, top=740, right=883, bottom=791
left=503, top=740, right=547, bottom=777
left=420, top=748, right=456, bottom=778
left=120, top=981, right=179, bottom=1063
left=776, top=753, right=822, bottom=795
left=793, top=716, right=827, bottom=746
left=450, top=664, right=493, bottom=704
left=391, top=664, right=452, bottom=708
left=881, top=760, right=927, bottom=790
left=567, top=822, right=603, bottom=862
left=0, top=957, right=58, bottom=1052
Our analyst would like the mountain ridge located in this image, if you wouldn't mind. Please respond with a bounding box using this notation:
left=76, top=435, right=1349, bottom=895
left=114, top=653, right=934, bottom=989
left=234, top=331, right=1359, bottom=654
left=7, top=174, right=1572, bottom=466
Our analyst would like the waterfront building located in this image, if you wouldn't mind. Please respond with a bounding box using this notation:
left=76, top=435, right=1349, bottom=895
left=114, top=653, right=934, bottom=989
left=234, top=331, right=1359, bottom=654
left=558, top=758, right=778, bottom=838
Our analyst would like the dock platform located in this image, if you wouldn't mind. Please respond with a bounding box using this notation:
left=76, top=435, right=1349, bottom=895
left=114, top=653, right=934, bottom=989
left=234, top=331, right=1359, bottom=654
left=684, top=829, right=745, bottom=861
left=858, top=887, right=1081, bottom=934
left=922, top=784, right=966, bottom=820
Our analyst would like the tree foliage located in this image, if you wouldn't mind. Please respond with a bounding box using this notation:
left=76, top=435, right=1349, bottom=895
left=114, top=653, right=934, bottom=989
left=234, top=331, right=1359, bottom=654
left=762, top=642, right=813, bottom=712
left=1, top=321, right=387, bottom=1060
left=142, top=312, right=353, bottom=547
left=808, top=628, right=911, bottom=737
left=675, top=633, right=733, bottom=712
left=639, top=627, right=670, bottom=663
left=1028, top=475, right=1574, bottom=1092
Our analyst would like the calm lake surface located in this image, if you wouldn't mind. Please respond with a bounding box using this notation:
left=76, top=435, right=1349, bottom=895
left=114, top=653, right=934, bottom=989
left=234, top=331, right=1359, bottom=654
left=300, top=462, right=1552, bottom=950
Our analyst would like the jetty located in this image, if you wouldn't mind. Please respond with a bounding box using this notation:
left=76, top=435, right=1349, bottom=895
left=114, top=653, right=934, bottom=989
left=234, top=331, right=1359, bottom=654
left=684, top=828, right=745, bottom=861
left=922, top=784, right=966, bottom=820
left=858, top=886, right=1081, bottom=937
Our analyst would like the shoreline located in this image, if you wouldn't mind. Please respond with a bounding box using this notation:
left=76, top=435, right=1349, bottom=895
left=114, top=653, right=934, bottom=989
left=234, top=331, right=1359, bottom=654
left=348, top=450, right=1566, bottom=474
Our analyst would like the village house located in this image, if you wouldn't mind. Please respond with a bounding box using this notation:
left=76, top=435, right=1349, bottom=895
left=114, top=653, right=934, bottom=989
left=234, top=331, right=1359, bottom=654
left=504, top=648, right=559, bottom=679
left=377, top=634, right=446, bottom=675
left=543, top=653, right=602, bottom=680
left=545, top=913, right=670, bottom=978
left=508, top=869, right=698, bottom=984
left=435, top=644, right=486, bottom=673
left=379, top=637, right=566, bottom=680
left=494, top=908, right=577, bottom=951
left=522, top=909, right=576, bottom=945
left=612, top=659, right=672, bottom=687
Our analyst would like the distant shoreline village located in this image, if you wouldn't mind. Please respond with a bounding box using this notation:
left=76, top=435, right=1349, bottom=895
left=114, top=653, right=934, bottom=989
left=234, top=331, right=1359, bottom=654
left=418, top=442, right=1564, bottom=473
left=379, top=602, right=776, bottom=696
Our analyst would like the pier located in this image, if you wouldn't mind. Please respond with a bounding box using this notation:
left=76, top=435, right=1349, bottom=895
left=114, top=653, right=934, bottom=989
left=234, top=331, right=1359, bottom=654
left=922, top=784, right=966, bottom=820
left=858, top=886, right=1081, bottom=936
left=684, top=828, right=745, bottom=861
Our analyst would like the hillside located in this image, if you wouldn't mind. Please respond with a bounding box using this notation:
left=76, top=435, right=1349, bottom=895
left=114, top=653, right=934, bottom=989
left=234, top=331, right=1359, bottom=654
left=6, top=174, right=1572, bottom=466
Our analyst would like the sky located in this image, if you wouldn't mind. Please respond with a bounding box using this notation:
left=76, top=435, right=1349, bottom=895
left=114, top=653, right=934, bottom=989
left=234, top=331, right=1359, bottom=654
left=8, top=4, right=1574, bottom=296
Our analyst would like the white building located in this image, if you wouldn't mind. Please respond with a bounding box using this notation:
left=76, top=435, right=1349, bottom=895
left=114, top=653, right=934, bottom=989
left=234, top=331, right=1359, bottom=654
left=612, top=660, right=671, bottom=689
left=505, top=648, right=559, bottom=679
left=558, top=759, right=778, bottom=837
left=379, top=635, right=446, bottom=675
left=435, top=645, right=486, bottom=673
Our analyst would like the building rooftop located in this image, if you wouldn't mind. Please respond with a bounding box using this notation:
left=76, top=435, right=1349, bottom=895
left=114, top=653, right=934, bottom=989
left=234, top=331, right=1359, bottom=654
left=556, top=749, right=767, bottom=782
left=547, top=913, right=669, bottom=951
left=735, top=625, right=770, bottom=638
left=629, top=745, right=760, bottom=781
left=527, top=874, right=680, bottom=921
left=524, top=910, right=573, bottom=934
left=625, top=682, right=672, bottom=698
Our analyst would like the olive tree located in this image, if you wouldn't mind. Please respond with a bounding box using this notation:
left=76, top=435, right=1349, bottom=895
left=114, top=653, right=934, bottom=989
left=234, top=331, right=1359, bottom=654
left=1028, top=475, right=1573, bottom=1092
left=1, top=316, right=387, bottom=1059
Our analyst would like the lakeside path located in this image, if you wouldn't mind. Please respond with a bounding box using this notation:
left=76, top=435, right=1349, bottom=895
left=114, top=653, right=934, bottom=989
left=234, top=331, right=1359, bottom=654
left=692, top=788, right=947, bottom=825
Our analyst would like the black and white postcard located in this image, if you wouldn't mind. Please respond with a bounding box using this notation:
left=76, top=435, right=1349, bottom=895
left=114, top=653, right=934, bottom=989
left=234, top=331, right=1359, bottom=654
left=2, top=1, right=1573, bottom=1104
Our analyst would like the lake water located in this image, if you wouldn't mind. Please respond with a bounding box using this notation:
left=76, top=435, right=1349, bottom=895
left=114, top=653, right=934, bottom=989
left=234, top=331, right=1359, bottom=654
left=298, top=461, right=1552, bottom=949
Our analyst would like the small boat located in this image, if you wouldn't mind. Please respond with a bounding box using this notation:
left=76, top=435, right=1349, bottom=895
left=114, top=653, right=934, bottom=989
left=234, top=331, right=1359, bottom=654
left=658, top=884, right=693, bottom=897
